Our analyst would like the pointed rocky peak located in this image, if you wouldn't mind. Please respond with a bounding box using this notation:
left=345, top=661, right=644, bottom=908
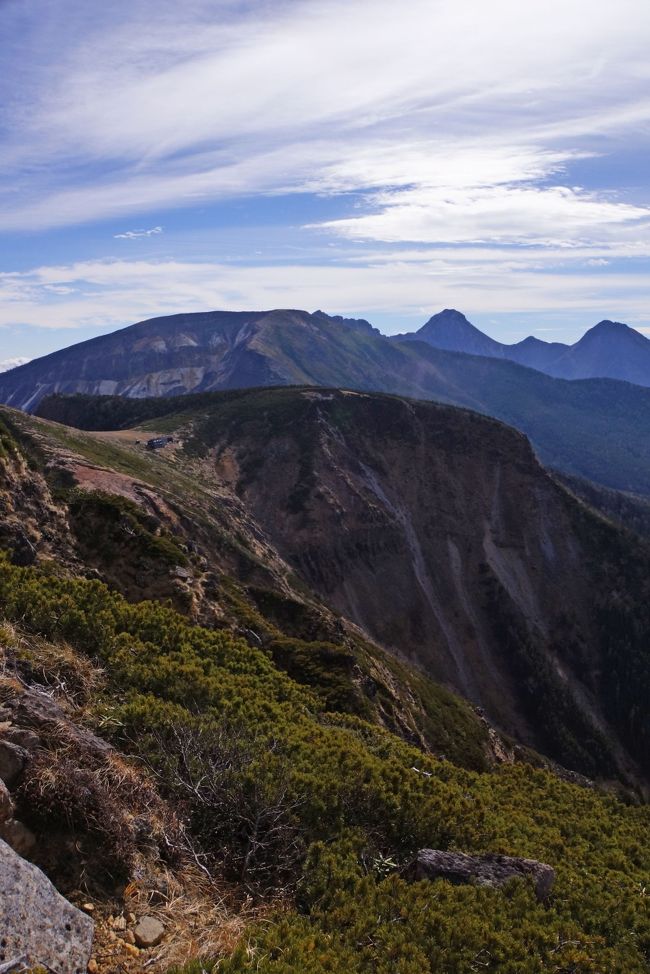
left=578, top=319, right=648, bottom=345
left=554, top=318, right=650, bottom=383
left=420, top=309, right=474, bottom=332
left=416, top=309, right=503, bottom=357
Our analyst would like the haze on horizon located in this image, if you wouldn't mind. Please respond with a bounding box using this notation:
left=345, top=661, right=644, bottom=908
left=1, top=0, right=650, bottom=369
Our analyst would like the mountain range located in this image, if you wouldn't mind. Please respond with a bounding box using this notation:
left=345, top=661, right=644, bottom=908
left=395, top=308, right=650, bottom=384
left=5, top=307, right=650, bottom=494
left=4, top=308, right=650, bottom=415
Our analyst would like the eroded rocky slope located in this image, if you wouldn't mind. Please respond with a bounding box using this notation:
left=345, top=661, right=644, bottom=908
left=176, top=388, right=650, bottom=785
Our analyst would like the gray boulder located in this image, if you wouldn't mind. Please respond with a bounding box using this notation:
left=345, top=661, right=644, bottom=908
left=0, top=837, right=94, bottom=973
left=404, top=849, right=555, bottom=901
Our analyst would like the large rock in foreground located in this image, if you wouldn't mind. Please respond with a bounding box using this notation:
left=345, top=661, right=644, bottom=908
left=405, top=849, right=555, bottom=901
left=0, top=837, right=94, bottom=973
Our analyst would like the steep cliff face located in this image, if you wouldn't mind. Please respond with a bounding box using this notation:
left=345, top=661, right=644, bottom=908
left=182, top=388, right=649, bottom=783
left=0, top=417, right=72, bottom=567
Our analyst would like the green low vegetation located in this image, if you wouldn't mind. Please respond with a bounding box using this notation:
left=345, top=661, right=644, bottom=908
left=65, top=488, right=188, bottom=568
left=0, top=416, right=18, bottom=460
left=0, top=554, right=648, bottom=972
left=558, top=471, right=650, bottom=539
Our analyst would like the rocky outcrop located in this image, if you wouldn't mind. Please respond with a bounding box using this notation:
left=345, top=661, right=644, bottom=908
left=404, top=849, right=555, bottom=902
left=0, top=684, right=112, bottom=757
left=0, top=723, right=36, bottom=857
left=0, top=684, right=115, bottom=860
left=0, top=836, right=94, bottom=973
left=0, top=739, right=27, bottom=785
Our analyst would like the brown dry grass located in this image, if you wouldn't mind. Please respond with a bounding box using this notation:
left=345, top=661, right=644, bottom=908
left=0, top=620, right=105, bottom=706
left=83, top=864, right=266, bottom=973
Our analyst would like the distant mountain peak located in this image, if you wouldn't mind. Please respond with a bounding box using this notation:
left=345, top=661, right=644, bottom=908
left=423, top=308, right=472, bottom=327
left=573, top=319, right=649, bottom=354
left=416, top=308, right=503, bottom=356
left=584, top=319, right=641, bottom=337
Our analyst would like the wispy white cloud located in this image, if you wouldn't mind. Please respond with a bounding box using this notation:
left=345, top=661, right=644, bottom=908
left=318, top=180, right=650, bottom=247
left=0, top=357, right=30, bottom=372
left=114, top=226, right=163, bottom=239
left=0, top=257, right=648, bottom=335
left=1, top=0, right=650, bottom=346
left=1, top=0, right=650, bottom=243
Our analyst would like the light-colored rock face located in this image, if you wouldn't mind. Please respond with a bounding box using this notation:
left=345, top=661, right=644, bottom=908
left=0, top=837, right=94, bottom=974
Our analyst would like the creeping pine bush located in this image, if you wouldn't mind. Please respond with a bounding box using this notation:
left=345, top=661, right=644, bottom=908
left=0, top=555, right=648, bottom=972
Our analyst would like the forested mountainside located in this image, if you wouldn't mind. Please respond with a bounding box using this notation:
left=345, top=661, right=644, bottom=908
left=396, top=309, right=650, bottom=385
left=556, top=472, right=650, bottom=539
left=1, top=391, right=649, bottom=973
left=13, top=306, right=650, bottom=494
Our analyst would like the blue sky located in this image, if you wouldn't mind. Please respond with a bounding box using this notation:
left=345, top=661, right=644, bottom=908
left=1, top=0, right=650, bottom=368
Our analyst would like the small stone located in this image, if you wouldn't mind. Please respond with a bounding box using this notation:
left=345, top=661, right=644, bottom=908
left=87, top=960, right=99, bottom=973
left=172, top=566, right=192, bottom=580
left=113, top=915, right=127, bottom=931
left=82, top=902, right=95, bottom=912
left=133, top=915, right=165, bottom=948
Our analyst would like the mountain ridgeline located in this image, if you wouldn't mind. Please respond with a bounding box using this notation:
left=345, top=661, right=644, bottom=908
left=395, top=308, right=650, bottom=385
left=8, top=307, right=650, bottom=495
